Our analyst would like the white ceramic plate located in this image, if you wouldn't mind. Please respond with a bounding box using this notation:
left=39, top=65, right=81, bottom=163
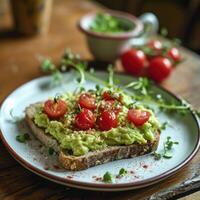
left=0, top=71, right=199, bottom=191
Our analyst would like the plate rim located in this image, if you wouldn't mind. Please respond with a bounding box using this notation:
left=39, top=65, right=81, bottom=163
left=0, top=73, right=200, bottom=190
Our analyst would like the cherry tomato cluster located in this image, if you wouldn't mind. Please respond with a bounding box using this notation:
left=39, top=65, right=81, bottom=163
left=120, top=39, right=182, bottom=83
left=43, top=92, right=151, bottom=131
left=76, top=92, right=120, bottom=131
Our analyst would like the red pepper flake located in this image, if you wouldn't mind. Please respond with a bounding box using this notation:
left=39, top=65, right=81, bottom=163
left=142, top=164, right=148, bottom=169
left=53, top=165, right=60, bottom=170
left=130, top=170, right=135, bottom=174
left=66, top=176, right=73, bottom=179
left=95, top=177, right=102, bottom=181
left=134, top=175, right=140, bottom=179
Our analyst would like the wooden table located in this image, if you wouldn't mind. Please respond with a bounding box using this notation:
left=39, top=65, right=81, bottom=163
left=0, top=0, right=200, bottom=199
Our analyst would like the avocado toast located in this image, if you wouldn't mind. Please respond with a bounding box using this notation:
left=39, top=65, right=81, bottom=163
left=25, top=86, right=161, bottom=171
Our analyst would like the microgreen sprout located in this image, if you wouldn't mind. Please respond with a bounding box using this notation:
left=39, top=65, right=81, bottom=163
left=153, top=152, right=162, bottom=160
left=157, top=99, right=191, bottom=115
left=118, top=168, right=128, bottom=177
left=16, top=133, right=30, bottom=143
left=40, top=59, right=55, bottom=72
left=40, top=58, right=62, bottom=86
left=124, top=77, right=151, bottom=96
left=153, top=136, right=179, bottom=160
left=160, top=121, right=169, bottom=131
left=163, top=136, right=179, bottom=158
left=61, top=49, right=86, bottom=86
left=103, top=171, right=113, bottom=183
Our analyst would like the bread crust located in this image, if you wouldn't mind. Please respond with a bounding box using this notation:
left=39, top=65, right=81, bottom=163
left=25, top=103, right=160, bottom=171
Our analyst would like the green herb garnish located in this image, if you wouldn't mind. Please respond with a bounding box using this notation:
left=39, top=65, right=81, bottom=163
left=40, top=59, right=55, bottom=72
left=153, top=136, right=179, bottom=160
left=40, top=58, right=62, bottom=86
left=16, top=133, right=30, bottom=143
left=163, top=136, right=179, bottom=158
left=90, top=12, right=133, bottom=33
left=124, top=77, right=151, bottom=96
left=61, top=49, right=86, bottom=86
left=118, top=168, right=128, bottom=177
left=103, top=171, right=113, bottom=183
left=153, top=152, right=162, bottom=160
left=40, top=49, right=87, bottom=87
left=160, top=121, right=169, bottom=131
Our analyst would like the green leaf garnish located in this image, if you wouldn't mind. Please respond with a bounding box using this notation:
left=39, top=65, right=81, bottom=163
left=40, top=58, right=62, bottom=86
left=153, top=152, right=162, bottom=160
left=118, top=168, right=127, bottom=177
left=41, top=59, right=55, bottom=72
left=16, top=133, right=30, bottom=143
left=160, top=121, right=169, bottom=131
left=61, top=49, right=86, bottom=86
left=153, top=136, right=179, bottom=160
left=124, top=77, right=151, bottom=96
left=103, top=171, right=113, bottom=183
left=90, top=12, right=132, bottom=33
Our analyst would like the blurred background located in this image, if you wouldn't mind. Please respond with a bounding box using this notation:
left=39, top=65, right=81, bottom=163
left=96, top=0, right=200, bottom=54
left=0, top=0, right=199, bottom=54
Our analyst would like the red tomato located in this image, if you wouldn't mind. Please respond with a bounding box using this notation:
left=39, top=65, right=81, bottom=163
left=120, top=49, right=147, bottom=76
left=128, top=109, right=150, bottom=126
left=79, top=93, right=96, bottom=110
left=99, top=100, right=122, bottom=114
left=102, top=91, right=115, bottom=100
left=148, top=40, right=163, bottom=51
left=98, top=111, right=118, bottom=131
left=147, top=57, right=172, bottom=82
left=44, top=99, right=67, bottom=119
left=75, top=108, right=96, bottom=130
left=167, top=47, right=181, bottom=62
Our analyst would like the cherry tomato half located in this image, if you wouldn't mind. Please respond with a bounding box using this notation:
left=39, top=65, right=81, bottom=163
left=147, top=57, right=172, bottom=82
left=128, top=109, right=150, bottom=126
left=44, top=99, right=67, bottom=119
left=75, top=108, right=96, bottom=130
left=98, top=111, right=118, bottom=131
left=79, top=93, right=96, bottom=110
left=120, top=49, right=147, bottom=76
left=167, top=47, right=181, bottom=62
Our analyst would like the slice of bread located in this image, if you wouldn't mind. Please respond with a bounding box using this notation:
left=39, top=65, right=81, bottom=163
left=25, top=103, right=160, bottom=171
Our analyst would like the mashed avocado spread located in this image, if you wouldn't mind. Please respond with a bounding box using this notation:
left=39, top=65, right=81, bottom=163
left=34, top=90, right=160, bottom=156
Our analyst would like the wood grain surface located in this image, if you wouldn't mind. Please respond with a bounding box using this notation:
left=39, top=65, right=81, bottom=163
left=0, top=0, right=200, bottom=199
